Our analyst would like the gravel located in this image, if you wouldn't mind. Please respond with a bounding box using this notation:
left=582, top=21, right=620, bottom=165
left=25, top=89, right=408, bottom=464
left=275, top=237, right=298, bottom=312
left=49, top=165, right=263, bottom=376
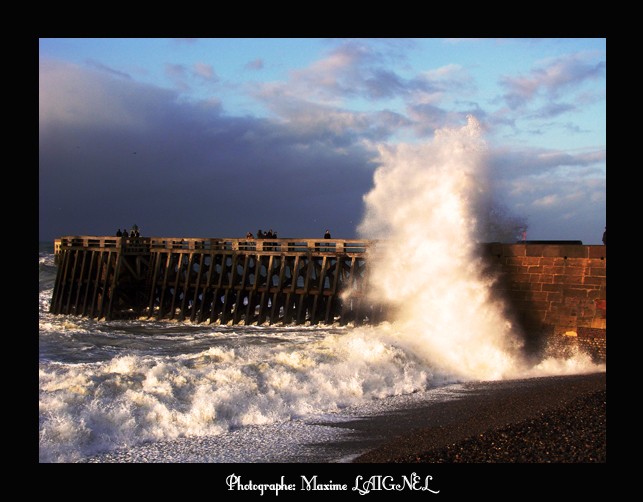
left=352, top=372, right=606, bottom=463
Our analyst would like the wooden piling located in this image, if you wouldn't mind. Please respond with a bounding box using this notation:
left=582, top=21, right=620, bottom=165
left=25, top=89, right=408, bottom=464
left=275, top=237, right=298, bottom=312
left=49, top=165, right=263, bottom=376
left=51, top=236, right=373, bottom=325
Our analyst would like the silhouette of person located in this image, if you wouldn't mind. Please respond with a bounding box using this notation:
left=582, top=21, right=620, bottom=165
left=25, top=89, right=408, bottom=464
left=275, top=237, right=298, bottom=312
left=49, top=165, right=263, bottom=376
left=244, top=231, right=255, bottom=250
left=602, top=227, right=606, bottom=245
left=257, top=229, right=264, bottom=239
left=116, top=229, right=122, bottom=237
left=265, top=229, right=275, bottom=250
left=322, top=229, right=332, bottom=251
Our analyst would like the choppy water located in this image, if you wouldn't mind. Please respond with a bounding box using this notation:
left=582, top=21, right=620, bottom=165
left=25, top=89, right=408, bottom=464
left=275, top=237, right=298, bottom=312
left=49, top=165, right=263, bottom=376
left=39, top=118, right=604, bottom=463
left=39, top=246, right=449, bottom=462
left=38, top=245, right=601, bottom=463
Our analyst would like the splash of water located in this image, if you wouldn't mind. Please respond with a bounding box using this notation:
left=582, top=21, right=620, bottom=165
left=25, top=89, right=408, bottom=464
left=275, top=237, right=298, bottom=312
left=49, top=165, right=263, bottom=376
left=37, top=118, right=603, bottom=462
left=357, top=116, right=598, bottom=381
left=38, top=329, right=438, bottom=462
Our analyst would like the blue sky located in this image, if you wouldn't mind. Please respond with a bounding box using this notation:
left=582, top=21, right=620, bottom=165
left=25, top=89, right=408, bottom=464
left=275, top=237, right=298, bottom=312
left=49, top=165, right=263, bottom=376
left=39, top=38, right=606, bottom=243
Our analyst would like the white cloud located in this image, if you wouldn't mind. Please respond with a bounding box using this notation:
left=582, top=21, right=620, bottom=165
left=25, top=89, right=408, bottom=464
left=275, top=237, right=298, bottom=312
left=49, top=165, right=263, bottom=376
left=500, top=52, right=605, bottom=110
left=533, top=194, right=559, bottom=207
left=193, top=62, right=217, bottom=81
left=39, top=58, right=377, bottom=241
left=38, top=39, right=606, bottom=244
left=39, top=60, right=162, bottom=131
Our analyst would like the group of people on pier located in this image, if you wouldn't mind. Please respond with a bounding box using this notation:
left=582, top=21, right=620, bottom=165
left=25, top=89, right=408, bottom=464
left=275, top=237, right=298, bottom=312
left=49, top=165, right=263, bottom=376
left=116, top=224, right=140, bottom=238
left=244, top=229, right=331, bottom=239
left=240, top=228, right=333, bottom=251
left=113, top=225, right=332, bottom=241
left=246, top=229, right=278, bottom=239
left=243, top=229, right=279, bottom=250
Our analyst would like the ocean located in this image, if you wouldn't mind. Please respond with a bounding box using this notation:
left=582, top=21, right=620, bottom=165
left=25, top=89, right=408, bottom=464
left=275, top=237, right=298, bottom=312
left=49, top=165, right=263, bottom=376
left=39, top=118, right=604, bottom=463
left=38, top=241, right=602, bottom=463
left=38, top=241, right=465, bottom=463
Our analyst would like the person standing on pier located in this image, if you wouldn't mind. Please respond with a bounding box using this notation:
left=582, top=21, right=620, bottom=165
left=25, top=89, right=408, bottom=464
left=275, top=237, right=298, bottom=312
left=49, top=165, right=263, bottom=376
left=245, top=231, right=255, bottom=250
left=265, top=229, right=274, bottom=250
left=323, top=229, right=331, bottom=251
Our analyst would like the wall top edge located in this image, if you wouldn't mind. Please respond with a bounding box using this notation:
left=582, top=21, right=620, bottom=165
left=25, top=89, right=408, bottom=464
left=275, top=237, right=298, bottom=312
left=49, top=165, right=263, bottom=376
left=481, top=243, right=606, bottom=259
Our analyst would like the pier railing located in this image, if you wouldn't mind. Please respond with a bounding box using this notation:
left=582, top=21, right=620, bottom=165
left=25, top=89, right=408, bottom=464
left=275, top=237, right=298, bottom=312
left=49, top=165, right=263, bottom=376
left=55, top=236, right=370, bottom=254
left=51, top=236, right=377, bottom=325
left=48, top=237, right=606, bottom=361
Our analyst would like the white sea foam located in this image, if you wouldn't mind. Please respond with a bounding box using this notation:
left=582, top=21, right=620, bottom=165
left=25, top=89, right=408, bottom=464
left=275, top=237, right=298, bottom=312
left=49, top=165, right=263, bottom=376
left=355, top=116, right=602, bottom=381
left=39, top=323, right=455, bottom=462
left=39, top=116, right=603, bottom=463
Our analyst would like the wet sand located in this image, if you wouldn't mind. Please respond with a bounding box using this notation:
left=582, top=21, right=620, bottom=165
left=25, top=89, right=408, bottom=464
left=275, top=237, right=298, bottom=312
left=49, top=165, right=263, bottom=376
left=344, top=371, right=606, bottom=463
left=218, top=372, right=606, bottom=499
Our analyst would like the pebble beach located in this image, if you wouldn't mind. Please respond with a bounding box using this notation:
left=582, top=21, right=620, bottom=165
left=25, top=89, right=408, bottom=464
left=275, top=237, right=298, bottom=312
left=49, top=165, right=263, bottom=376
left=351, top=371, right=606, bottom=463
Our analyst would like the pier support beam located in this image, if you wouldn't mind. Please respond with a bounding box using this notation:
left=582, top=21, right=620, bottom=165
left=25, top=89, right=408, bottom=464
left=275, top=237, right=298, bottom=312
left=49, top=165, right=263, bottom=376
left=51, top=236, right=372, bottom=325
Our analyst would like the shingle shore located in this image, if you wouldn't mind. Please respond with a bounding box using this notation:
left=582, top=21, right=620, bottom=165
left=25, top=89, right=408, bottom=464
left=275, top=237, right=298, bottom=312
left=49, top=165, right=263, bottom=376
left=352, top=372, right=606, bottom=463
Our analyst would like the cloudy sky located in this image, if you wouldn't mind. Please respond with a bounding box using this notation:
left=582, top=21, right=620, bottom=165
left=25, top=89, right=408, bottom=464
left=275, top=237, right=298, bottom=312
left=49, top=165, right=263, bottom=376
left=39, top=38, right=606, bottom=244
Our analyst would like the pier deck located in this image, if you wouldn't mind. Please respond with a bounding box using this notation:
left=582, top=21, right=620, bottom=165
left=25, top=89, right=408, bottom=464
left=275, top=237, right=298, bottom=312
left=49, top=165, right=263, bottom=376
left=50, top=236, right=377, bottom=325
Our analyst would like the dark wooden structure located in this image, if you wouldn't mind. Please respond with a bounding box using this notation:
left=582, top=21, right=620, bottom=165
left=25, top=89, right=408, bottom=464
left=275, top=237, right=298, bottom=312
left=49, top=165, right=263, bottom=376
left=50, top=236, right=377, bottom=325
left=49, top=237, right=605, bottom=362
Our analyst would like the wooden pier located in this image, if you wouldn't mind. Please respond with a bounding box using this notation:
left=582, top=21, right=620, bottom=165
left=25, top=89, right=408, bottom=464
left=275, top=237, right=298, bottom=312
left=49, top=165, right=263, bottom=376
left=50, top=236, right=377, bottom=325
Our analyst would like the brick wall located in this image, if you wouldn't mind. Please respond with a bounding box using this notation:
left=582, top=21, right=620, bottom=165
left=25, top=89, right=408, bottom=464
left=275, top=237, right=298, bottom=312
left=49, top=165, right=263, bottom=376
left=482, top=244, right=606, bottom=363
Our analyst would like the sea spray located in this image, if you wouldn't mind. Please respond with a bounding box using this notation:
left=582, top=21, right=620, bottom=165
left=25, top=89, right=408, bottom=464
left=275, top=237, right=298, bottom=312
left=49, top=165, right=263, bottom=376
left=355, top=116, right=604, bottom=380
left=38, top=323, right=438, bottom=462
left=357, top=116, right=527, bottom=380
left=38, top=116, right=603, bottom=462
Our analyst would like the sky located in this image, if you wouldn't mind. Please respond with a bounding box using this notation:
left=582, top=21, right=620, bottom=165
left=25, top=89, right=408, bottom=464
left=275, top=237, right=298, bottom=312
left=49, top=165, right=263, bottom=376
left=39, top=38, right=606, bottom=244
